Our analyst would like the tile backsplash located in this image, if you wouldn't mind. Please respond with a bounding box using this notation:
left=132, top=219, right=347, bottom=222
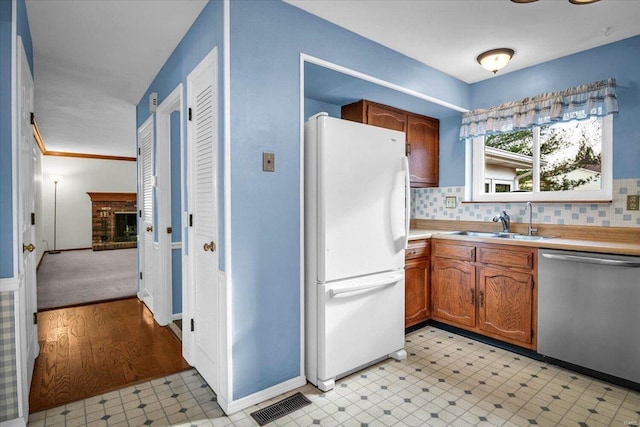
left=412, top=178, right=640, bottom=228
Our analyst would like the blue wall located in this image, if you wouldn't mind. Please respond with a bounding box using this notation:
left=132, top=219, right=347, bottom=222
left=0, top=0, right=13, bottom=278
left=136, top=0, right=225, bottom=266
left=229, top=0, right=468, bottom=399
left=304, top=97, right=341, bottom=120
left=171, top=111, right=182, bottom=314
left=16, top=0, right=32, bottom=75
left=468, top=35, right=640, bottom=180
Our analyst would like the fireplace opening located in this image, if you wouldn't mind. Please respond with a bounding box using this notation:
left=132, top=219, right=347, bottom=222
left=115, top=212, right=137, bottom=242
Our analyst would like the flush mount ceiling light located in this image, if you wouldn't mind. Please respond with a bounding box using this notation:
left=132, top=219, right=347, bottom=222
left=477, top=48, right=515, bottom=74
left=511, top=0, right=601, bottom=4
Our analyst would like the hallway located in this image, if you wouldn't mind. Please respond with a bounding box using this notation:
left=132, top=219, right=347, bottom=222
left=29, top=298, right=190, bottom=413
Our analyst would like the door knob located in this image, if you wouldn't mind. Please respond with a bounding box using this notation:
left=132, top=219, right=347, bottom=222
left=146, top=226, right=153, bottom=232
left=23, top=243, right=35, bottom=253
left=203, top=241, right=216, bottom=252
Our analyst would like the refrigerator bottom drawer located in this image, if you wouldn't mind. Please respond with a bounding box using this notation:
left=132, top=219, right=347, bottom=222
left=318, top=275, right=405, bottom=381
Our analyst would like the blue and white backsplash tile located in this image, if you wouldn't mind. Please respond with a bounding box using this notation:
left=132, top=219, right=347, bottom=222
left=412, top=178, right=640, bottom=227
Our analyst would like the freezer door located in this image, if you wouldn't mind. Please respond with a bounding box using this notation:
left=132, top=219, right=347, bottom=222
left=317, top=272, right=405, bottom=382
left=317, top=116, right=407, bottom=282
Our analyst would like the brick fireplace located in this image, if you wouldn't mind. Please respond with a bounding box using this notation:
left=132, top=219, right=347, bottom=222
left=87, top=192, right=137, bottom=251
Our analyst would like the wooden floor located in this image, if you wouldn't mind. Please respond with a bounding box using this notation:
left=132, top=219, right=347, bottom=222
left=29, top=298, right=191, bottom=413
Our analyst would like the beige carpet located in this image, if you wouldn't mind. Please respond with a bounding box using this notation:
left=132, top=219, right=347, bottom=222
left=37, top=248, right=137, bottom=310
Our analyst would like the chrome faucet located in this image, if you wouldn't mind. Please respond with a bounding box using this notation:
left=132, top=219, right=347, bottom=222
left=526, top=202, right=538, bottom=236
left=493, top=211, right=510, bottom=233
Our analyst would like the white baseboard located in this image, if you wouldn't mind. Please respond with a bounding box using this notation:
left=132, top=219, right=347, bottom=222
left=0, top=276, right=21, bottom=292
left=221, top=375, right=307, bottom=415
left=0, top=416, right=27, bottom=427
left=172, top=313, right=182, bottom=321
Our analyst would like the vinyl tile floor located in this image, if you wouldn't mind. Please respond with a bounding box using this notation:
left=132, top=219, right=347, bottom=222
left=28, top=326, right=640, bottom=427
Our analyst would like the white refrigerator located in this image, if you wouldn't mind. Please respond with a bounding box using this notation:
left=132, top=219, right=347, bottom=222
left=305, top=112, right=409, bottom=392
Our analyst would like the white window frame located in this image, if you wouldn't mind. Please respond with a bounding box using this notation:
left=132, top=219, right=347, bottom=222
left=467, top=115, right=613, bottom=203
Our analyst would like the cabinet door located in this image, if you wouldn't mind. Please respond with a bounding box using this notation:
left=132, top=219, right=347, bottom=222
left=478, top=267, right=533, bottom=344
left=367, top=104, right=406, bottom=132
left=432, top=259, right=476, bottom=328
left=406, top=115, right=439, bottom=187
left=405, top=259, right=429, bottom=328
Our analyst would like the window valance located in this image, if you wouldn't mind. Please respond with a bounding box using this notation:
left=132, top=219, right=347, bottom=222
left=459, top=78, right=618, bottom=140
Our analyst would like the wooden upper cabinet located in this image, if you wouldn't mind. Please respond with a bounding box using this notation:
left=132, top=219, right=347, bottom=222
left=366, top=104, right=406, bottom=132
left=341, top=100, right=439, bottom=187
left=407, top=115, right=439, bottom=187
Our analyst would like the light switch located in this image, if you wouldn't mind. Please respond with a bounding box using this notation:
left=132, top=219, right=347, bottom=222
left=263, top=152, right=275, bottom=172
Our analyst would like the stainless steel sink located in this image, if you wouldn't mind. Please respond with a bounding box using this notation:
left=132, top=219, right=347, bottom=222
left=445, top=231, right=555, bottom=240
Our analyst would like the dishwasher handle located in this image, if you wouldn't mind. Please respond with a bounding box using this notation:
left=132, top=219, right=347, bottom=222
left=542, top=253, right=640, bottom=268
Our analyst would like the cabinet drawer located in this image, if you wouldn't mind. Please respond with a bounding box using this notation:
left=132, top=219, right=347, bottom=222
left=406, top=240, right=429, bottom=260
left=433, top=242, right=475, bottom=261
left=477, top=247, right=534, bottom=270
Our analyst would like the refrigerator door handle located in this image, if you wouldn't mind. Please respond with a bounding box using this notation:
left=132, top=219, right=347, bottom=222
left=329, top=274, right=403, bottom=298
left=403, top=156, right=411, bottom=249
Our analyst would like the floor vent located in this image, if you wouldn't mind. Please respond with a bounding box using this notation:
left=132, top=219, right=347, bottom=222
left=250, top=392, right=311, bottom=426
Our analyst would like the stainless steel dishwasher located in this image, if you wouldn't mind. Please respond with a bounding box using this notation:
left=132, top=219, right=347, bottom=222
left=538, top=249, right=640, bottom=386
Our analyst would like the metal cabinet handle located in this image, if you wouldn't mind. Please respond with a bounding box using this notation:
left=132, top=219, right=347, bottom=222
left=470, top=289, right=475, bottom=305
left=23, top=243, right=35, bottom=253
left=146, top=226, right=153, bottom=232
left=203, top=241, right=216, bottom=252
left=479, top=290, right=484, bottom=308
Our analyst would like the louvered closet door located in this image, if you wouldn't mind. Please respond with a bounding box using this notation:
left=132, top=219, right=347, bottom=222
left=188, top=48, right=219, bottom=391
left=139, top=118, right=155, bottom=312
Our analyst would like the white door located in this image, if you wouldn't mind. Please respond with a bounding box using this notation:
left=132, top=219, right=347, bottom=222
left=316, top=116, right=406, bottom=282
left=138, top=117, right=155, bottom=312
left=187, top=48, right=219, bottom=391
left=17, top=36, right=39, bottom=416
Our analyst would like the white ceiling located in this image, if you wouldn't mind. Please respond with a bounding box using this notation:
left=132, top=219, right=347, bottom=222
left=286, top=0, right=640, bottom=84
left=26, top=0, right=208, bottom=157
left=26, top=0, right=640, bottom=156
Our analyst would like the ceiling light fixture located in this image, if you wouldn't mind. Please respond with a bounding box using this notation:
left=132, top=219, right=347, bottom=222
left=476, top=48, right=515, bottom=74
left=511, top=0, right=601, bottom=4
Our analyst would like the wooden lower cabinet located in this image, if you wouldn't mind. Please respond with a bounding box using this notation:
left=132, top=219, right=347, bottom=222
left=405, top=240, right=430, bottom=328
left=431, top=259, right=476, bottom=328
left=431, top=240, right=537, bottom=350
left=477, top=267, right=534, bottom=345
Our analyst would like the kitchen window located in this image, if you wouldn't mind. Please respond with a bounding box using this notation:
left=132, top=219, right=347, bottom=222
left=461, top=79, right=617, bottom=203
left=471, top=115, right=612, bottom=202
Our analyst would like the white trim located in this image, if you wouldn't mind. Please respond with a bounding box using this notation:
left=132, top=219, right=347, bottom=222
left=223, top=0, right=233, bottom=408
left=298, top=55, right=306, bottom=386
left=300, top=54, right=469, bottom=114
left=0, top=276, right=21, bottom=292
left=171, top=242, right=182, bottom=250
left=11, top=0, right=18, bottom=278
left=468, top=115, right=613, bottom=203
left=172, top=313, right=182, bottom=321
left=0, top=417, right=27, bottom=427
left=221, top=375, right=307, bottom=415
left=155, top=84, right=183, bottom=327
